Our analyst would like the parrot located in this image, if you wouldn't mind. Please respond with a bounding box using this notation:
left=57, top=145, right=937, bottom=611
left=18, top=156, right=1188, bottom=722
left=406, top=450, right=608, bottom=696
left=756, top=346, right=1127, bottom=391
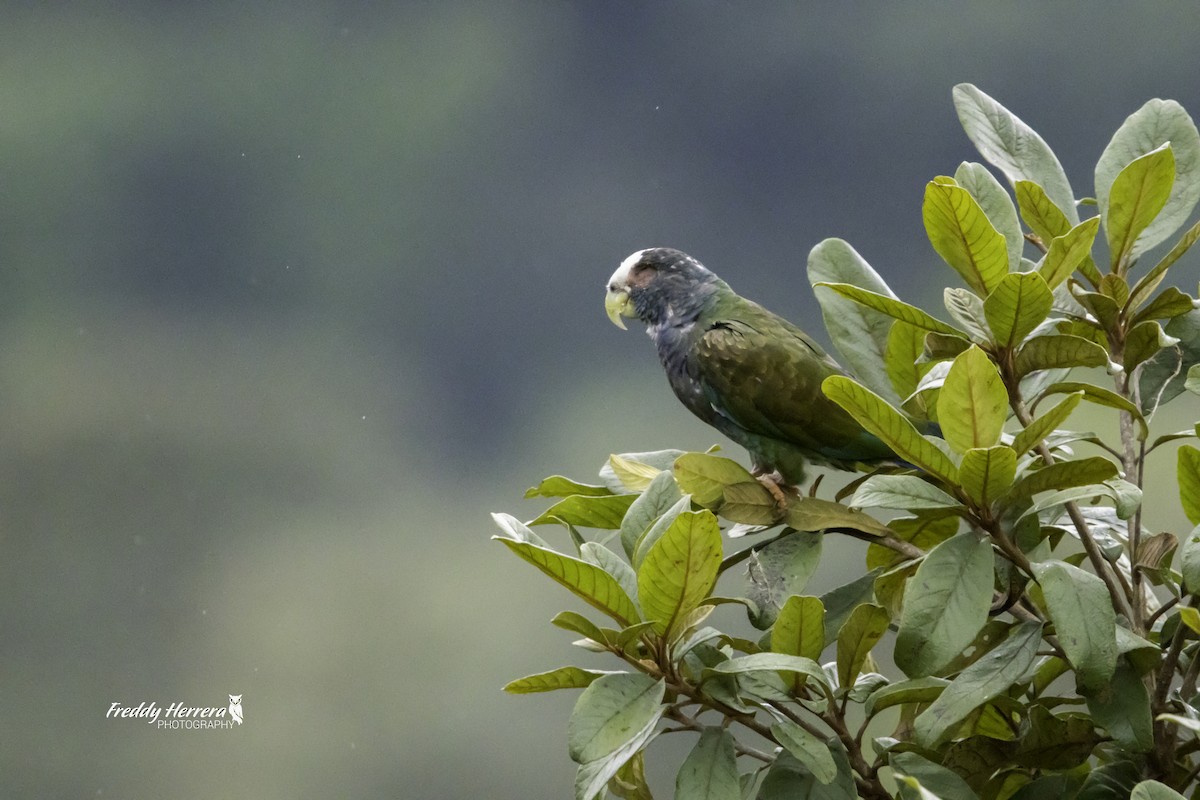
left=604, top=247, right=902, bottom=495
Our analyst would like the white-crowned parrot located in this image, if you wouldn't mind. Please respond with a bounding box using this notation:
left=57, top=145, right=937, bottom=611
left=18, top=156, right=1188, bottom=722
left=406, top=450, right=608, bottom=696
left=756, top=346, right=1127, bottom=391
left=604, top=247, right=902, bottom=491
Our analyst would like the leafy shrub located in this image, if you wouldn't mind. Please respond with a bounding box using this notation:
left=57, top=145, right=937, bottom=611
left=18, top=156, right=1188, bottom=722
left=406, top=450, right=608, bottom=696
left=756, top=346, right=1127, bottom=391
left=493, top=84, right=1200, bottom=800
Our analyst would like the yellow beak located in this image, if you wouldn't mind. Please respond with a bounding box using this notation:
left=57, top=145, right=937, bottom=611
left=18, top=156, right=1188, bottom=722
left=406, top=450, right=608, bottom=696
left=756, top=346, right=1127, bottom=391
left=604, top=288, right=634, bottom=330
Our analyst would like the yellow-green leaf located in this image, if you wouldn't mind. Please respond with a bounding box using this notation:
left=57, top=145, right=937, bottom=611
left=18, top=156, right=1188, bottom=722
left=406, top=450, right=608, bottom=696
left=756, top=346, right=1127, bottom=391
left=672, top=452, right=755, bottom=508
left=823, top=376, right=958, bottom=484
left=1014, top=334, right=1110, bottom=379
left=1012, top=391, right=1083, bottom=456
left=607, top=453, right=662, bottom=492
left=1007, top=456, right=1119, bottom=501
left=885, top=320, right=928, bottom=402
left=1039, top=216, right=1101, bottom=290
left=505, top=666, right=615, bottom=694
left=958, top=446, right=1017, bottom=508
left=495, top=537, right=641, bottom=627
left=637, top=509, right=723, bottom=636
left=837, top=603, right=889, bottom=689
left=924, top=181, right=1010, bottom=296
left=784, top=495, right=893, bottom=537
left=1104, top=143, right=1176, bottom=272
left=984, top=271, right=1054, bottom=348
left=1129, top=218, right=1200, bottom=311
left=1039, top=381, right=1149, bottom=440
left=816, top=282, right=966, bottom=337
left=1180, top=446, right=1200, bottom=525
left=772, top=595, right=826, bottom=663
left=937, top=346, right=1008, bottom=453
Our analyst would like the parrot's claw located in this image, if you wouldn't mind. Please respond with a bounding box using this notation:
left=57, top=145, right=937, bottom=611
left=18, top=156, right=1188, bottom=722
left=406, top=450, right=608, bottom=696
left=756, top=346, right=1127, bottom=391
left=755, top=472, right=797, bottom=512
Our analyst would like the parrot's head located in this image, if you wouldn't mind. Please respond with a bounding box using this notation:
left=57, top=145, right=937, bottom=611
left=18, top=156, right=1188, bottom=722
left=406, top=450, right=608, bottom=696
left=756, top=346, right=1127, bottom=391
left=605, top=248, right=720, bottom=330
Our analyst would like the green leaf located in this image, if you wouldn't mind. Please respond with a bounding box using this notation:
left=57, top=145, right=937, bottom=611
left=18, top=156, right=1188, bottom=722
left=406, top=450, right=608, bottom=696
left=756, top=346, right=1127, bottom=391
left=574, top=715, right=662, bottom=800
left=821, top=571, right=881, bottom=648
left=611, top=751, right=653, bottom=800
left=953, top=84, right=1078, bottom=224
left=674, top=727, right=741, bottom=800
left=956, top=161, right=1023, bottom=273
left=837, top=602, right=889, bottom=689
left=1038, top=217, right=1102, bottom=291
left=632, top=495, right=692, bottom=567
left=710, top=653, right=832, bottom=698
left=864, top=676, right=949, bottom=718
left=772, top=595, right=826, bottom=662
left=530, top=493, right=638, bottom=529
left=638, top=509, right=723, bottom=636
left=1014, top=705, right=1099, bottom=770
left=914, top=620, right=1042, bottom=748
left=958, top=446, right=1017, bottom=508
left=1031, top=560, right=1117, bottom=692
left=984, top=271, right=1054, bottom=348
left=1183, top=525, right=1200, bottom=594
left=1071, top=286, right=1122, bottom=330
left=1103, top=144, right=1176, bottom=272
left=1085, top=662, right=1153, bottom=752
left=716, top=481, right=779, bottom=526
left=891, top=751, right=980, bottom=800
left=1007, top=456, right=1119, bottom=501
left=868, top=515, right=958, bottom=571
left=1131, top=780, right=1188, bottom=800
left=1015, top=178, right=1068, bottom=236
left=1040, top=381, right=1149, bottom=440
left=945, top=287, right=994, bottom=343
left=672, top=452, right=755, bottom=508
left=823, top=375, right=958, bottom=483
left=1095, top=98, right=1200, bottom=262
left=851, top=475, right=961, bottom=510
left=526, top=475, right=613, bottom=499
left=1181, top=446, right=1200, bottom=525
left=552, top=610, right=611, bottom=645
left=1075, top=761, right=1141, bottom=800
left=1140, top=308, right=1200, bottom=414
left=1129, top=218, right=1200, bottom=311
left=505, top=666, right=617, bottom=694
left=785, top=495, right=893, bottom=537
left=581, top=542, right=638, bottom=605
left=815, top=282, right=966, bottom=337
left=495, top=537, right=641, bottom=627
left=607, top=453, right=665, bottom=492
left=923, top=181, right=1010, bottom=296
left=895, top=532, right=995, bottom=677
left=772, top=721, right=838, bottom=785
left=567, top=673, right=665, bottom=763
left=809, top=238, right=906, bottom=405
left=747, top=531, right=822, bottom=628
left=620, top=468, right=683, bottom=559
left=1132, top=286, right=1196, bottom=325
left=1191, top=363, right=1200, bottom=394
left=600, top=449, right=686, bottom=493
left=1014, top=335, right=1110, bottom=379
left=886, top=320, right=929, bottom=402
left=1012, top=391, right=1082, bottom=456
left=937, top=345, right=1008, bottom=453
left=1125, top=320, right=1179, bottom=372
left=758, top=749, right=858, bottom=800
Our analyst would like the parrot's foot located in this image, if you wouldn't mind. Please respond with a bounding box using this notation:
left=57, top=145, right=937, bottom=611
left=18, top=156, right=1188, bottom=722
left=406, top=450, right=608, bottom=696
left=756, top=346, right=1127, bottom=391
left=755, top=471, right=797, bottom=511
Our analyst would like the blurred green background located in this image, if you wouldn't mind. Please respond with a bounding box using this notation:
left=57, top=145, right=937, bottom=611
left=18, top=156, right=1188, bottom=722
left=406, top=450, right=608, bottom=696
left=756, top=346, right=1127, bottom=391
left=2, top=3, right=1198, bottom=797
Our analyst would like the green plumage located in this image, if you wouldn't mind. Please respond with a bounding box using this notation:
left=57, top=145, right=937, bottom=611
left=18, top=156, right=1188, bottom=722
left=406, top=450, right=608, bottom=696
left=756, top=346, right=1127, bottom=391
left=606, top=248, right=898, bottom=485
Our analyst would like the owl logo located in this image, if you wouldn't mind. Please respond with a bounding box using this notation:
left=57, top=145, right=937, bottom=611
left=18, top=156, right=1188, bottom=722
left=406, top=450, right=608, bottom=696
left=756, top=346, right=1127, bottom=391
left=228, top=694, right=243, bottom=725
